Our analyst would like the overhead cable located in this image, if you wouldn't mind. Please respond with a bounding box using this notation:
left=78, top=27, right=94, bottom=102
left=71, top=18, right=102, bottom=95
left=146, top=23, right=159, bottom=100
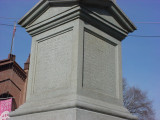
left=0, top=23, right=160, bottom=38
left=0, top=23, right=21, bottom=27
left=134, top=22, right=160, bottom=24
left=128, top=35, right=160, bottom=38
left=0, top=17, right=19, bottom=20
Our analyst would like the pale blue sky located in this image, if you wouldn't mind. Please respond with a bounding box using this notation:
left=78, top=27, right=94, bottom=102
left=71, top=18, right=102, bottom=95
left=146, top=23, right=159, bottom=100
left=117, top=1, right=160, bottom=119
left=0, top=0, right=159, bottom=119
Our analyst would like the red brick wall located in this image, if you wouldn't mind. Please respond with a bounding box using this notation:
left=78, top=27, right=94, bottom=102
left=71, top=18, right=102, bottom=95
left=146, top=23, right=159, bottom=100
left=0, top=68, right=26, bottom=109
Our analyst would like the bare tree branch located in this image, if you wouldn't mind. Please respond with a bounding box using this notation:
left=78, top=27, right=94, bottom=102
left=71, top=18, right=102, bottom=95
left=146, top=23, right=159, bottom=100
left=123, top=79, right=155, bottom=120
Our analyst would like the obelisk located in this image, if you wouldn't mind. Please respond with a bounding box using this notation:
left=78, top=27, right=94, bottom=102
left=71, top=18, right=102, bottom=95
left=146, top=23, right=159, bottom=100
left=10, top=0, right=137, bottom=120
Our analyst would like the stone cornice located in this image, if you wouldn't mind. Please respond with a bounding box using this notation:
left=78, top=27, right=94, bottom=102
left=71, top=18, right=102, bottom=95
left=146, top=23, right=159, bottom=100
left=80, top=5, right=129, bottom=40
left=18, top=1, right=136, bottom=39
left=18, top=0, right=50, bottom=27
left=25, top=5, right=81, bottom=36
left=107, top=1, right=136, bottom=32
left=18, top=0, right=116, bottom=27
left=20, top=5, right=134, bottom=41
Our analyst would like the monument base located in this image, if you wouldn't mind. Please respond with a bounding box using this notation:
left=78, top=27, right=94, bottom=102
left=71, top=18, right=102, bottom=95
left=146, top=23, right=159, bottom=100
left=10, top=108, right=134, bottom=120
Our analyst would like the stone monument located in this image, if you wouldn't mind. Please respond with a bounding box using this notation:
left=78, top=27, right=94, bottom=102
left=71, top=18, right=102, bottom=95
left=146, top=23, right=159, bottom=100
left=10, top=0, right=136, bottom=120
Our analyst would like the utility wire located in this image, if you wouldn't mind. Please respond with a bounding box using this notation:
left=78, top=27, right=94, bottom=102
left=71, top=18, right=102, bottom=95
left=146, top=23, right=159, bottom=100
left=0, top=23, right=160, bottom=38
left=1, top=16, right=160, bottom=23
left=128, top=35, right=160, bottom=38
left=0, top=17, right=19, bottom=20
left=0, top=20, right=18, bottom=23
left=1, top=16, right=160, bottom=24
left=0, top=23, right=21, bottom=27
left=134, top=22, right=160, bottom=24
left=0, top=23, right=15, bottom=27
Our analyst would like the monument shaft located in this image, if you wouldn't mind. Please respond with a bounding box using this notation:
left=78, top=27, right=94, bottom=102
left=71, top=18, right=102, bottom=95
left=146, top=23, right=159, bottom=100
left=10, top=0, right=136, bottom=120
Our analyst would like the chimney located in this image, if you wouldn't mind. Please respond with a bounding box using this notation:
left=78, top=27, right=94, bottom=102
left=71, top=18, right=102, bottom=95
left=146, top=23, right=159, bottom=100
left=24, top=54, right=30, bottom=72
left=8, top=54, right=16, bottom=61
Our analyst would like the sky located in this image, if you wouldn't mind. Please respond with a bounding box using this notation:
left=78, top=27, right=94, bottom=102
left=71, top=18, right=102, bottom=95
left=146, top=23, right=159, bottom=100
left=0, top=0, right=160, bottom=119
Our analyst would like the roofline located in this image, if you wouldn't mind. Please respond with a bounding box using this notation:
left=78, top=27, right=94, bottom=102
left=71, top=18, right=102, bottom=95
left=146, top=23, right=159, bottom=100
left=18, top=0, right=136, bottom=32
left=108, top=1, right=136, bottom=32
left=0, top=58, right=10, bottom=63
left=18, top=0, right=46, bottom=27
left=0, top=60, right=27, bottom=81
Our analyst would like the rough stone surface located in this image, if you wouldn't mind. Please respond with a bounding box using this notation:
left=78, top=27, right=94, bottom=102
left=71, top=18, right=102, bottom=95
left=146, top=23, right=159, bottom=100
left=10, top=108, right=129, bottom=120
left=10, top=108, right=76, bottom=120
left=10, top=0, right=136, bottom=120
left=83, top=30, right=117, bottom=97
left=77, top=108, right=128, bottom=120
left=34, top=29, right=73, bottom=93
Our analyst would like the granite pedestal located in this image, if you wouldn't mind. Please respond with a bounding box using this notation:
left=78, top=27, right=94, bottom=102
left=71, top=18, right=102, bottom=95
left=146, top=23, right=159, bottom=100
left=10, top=0, right=136, bottom=120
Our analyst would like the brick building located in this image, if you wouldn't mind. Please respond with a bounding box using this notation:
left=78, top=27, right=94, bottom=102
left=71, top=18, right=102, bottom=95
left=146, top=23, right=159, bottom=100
left=0, top=54, right=29, bottom=111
